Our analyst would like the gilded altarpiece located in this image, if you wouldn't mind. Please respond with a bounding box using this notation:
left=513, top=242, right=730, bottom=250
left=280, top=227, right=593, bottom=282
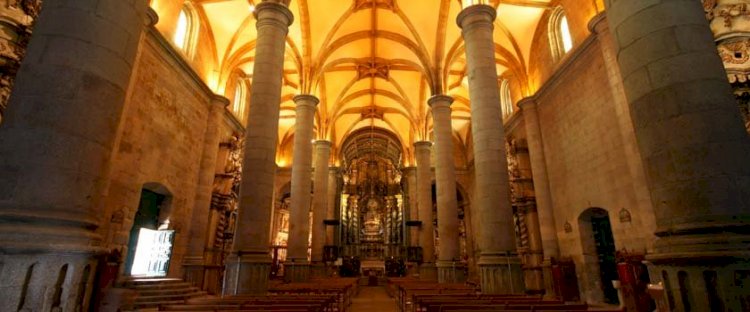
left=704, top=0, right=750, bottom=133
left=0, top=0, right=42, bottom=123
left=338, top=130, right=406, bottom=261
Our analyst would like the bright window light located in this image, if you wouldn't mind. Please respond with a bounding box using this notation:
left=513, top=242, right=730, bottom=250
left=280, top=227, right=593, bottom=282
left=174, top=9, right=189, bottom=50
left=561, top=16, right=573, bottom=53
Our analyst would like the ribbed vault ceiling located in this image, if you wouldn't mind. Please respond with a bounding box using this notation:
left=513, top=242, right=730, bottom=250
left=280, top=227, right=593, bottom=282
left=189, top=0, right=552, bottom=164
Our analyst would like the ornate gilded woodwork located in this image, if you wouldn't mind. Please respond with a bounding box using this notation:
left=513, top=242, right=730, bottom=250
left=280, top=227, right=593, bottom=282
left=704, top=0, right=750, bottom=133
left=0, top=0, right=41, bottom=123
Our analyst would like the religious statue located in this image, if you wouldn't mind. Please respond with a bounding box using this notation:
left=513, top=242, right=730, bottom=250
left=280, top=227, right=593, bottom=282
left=362, top=197, right=383, bottom=242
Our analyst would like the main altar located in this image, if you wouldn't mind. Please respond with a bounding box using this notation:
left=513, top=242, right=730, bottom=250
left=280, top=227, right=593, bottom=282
left=339, top=129, right=406, bottom=262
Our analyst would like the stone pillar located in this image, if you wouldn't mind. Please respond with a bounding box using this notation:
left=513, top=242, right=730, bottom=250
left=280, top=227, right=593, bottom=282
left=226, top=1, right=293, bottom=295
left=326, top=166, right=339, bottom=246
left=403, top=167, right=419, bottom=247
left=310, top=140, right=331, bottom=277
left=429, top=95, right=464, bottom=283
left=605, top=1, right=750, bottom=310
left=457, top=4, right=522, bottom=294
left=284, top=94, right=318, bottom=282
left=414, top=141, right=436, bottom=280
left=0, top=0, right=150, bottom=310
left=519, top=98, right=560, bottom=297
left=403, top=166, right=419, bottom=276
left=183, top=95, right=230, bottom=289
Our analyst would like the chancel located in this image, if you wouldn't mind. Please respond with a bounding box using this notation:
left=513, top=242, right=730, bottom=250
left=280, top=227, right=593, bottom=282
left=0, top=0, right=748, bottom=311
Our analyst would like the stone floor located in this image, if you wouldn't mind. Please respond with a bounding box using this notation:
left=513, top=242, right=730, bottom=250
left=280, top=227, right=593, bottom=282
left=350, top=286, right=397, bottom=312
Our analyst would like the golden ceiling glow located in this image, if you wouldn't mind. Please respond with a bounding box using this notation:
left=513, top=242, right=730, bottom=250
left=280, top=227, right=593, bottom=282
left=157, top=0, right=554, bottom=164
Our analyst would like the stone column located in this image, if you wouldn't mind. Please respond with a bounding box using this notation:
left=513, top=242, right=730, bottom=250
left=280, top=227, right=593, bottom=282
left=605, top=1, right=750, bottom=311
left=284, top=94, right=318, bottom=282
left=414, top=141, right=436, bottom=280
left=429, top=95, right=464, bottom=283
left=403, top=167, right=419, bottom=247
left=310, top=140, right=331, bottom=277
left=226, top=1, right=293, bottom=294
left=519, top=98, right=560, bottom=297
left=403, top=166, right=419, bottom=276
left=183, top=95, right=230, bottom=289
left=0, top=0, right=150, bottom=310
left=326, top=166, right=339, bottom=246
left=457, top=4, right=522, bottom=294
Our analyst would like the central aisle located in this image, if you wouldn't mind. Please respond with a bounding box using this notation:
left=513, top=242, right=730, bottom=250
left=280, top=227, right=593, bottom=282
left=351, top=286, right=397, bottom=312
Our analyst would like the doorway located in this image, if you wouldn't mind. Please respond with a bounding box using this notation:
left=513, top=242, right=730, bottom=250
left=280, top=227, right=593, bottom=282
left=125, top=188, right=174, bottom=277
left=579, top=208, right=619, bottom=304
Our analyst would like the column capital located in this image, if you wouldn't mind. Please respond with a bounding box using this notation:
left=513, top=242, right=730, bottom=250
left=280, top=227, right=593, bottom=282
left=456, top=4, right=496, bottom=30
left=211, top=94, right=231, bottom=108
left=428, top=94, right=454, bottom=109
left=146, top=7, right=160, bottom=27
left=293, top=94, right=320, bottom=105
left=414, top=141, right=433, bottom=149
left=293, top=94, right=319, bottom=110
left=517, top=97, right=537, bottom=111
left=402, top=166, right=417, bottom=174
left=314, top=140, right=332, bottom=148
left=254, top=1, right=294, bottom=29
left=587, top=12, right=608, bottom=35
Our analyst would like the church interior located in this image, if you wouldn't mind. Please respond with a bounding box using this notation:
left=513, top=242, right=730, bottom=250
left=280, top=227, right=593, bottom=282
left=0, top=0, right=749, bottom=311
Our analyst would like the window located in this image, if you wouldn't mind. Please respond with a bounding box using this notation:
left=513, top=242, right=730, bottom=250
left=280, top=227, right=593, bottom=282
left=173, top=5, right=198, bottom=59
left=233, top=80, right=248, bottom=122
left=549, top=6, right=573, bottom=61
left=500, top=79, right=513, bottom=118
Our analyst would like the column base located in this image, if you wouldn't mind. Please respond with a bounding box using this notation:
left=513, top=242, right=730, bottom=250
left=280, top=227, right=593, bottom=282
left=182, top=256, right=206, bottom=289
left=0, top=252, right=98, bottom=312
left=419, top=262, right=437, bottom=281
left=310, top=262, right=329, bottom=279
left=542, top=258, right=557, bottom=299
left=284, top=260, right=311, bottom=282
left=224, top=251, right=271, bottom=295
left=437, top=261, right=466, bottom=283
left=407, top=262, right=420, bottom=277
left=646, top=233, right=750, bottom=312
left=478, top=253, right=524, bottom=294
left=522, top=252, right=545, bottom=295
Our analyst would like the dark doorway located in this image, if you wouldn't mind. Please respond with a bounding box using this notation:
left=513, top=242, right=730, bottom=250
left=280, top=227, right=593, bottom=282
left=591, top=212, right=619, bottom=304
left=124, top=189, right=166, bottom=275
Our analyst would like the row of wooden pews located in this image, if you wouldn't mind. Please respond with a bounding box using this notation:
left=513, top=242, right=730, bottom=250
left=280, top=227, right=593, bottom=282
left=388, top=278, right=623, bottom=312
left=269, top=277, right=359, bottom=311
left=160, top=294, right=338, bottom=312
left=158, top=277, right=359, bottom=312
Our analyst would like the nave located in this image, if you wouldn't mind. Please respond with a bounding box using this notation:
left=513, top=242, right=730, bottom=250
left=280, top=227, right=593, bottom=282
left=1, top=0, right=749, bottom=311
left=150, top=276, right=627, bottom=312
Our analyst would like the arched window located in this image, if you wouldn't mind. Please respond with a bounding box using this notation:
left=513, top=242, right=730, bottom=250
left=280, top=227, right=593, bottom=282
left=500, top=79, right=513, bottom=118
left=173, top=5, right=198, bottom=59
left=233, top=80, right=248, bottom=122
left=549, top=6, right=573, bottom=62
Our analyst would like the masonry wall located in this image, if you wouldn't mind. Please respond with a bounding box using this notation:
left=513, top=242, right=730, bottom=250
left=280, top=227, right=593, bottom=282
left=100, top=29, right=229, bottom=278
left=527, top=35, right=656, bottom=302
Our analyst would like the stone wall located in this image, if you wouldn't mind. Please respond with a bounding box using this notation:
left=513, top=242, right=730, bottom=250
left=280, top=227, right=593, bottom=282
left=100, top=27, right=232, bottom=279
left=524, top=32, right=656, bottom=303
